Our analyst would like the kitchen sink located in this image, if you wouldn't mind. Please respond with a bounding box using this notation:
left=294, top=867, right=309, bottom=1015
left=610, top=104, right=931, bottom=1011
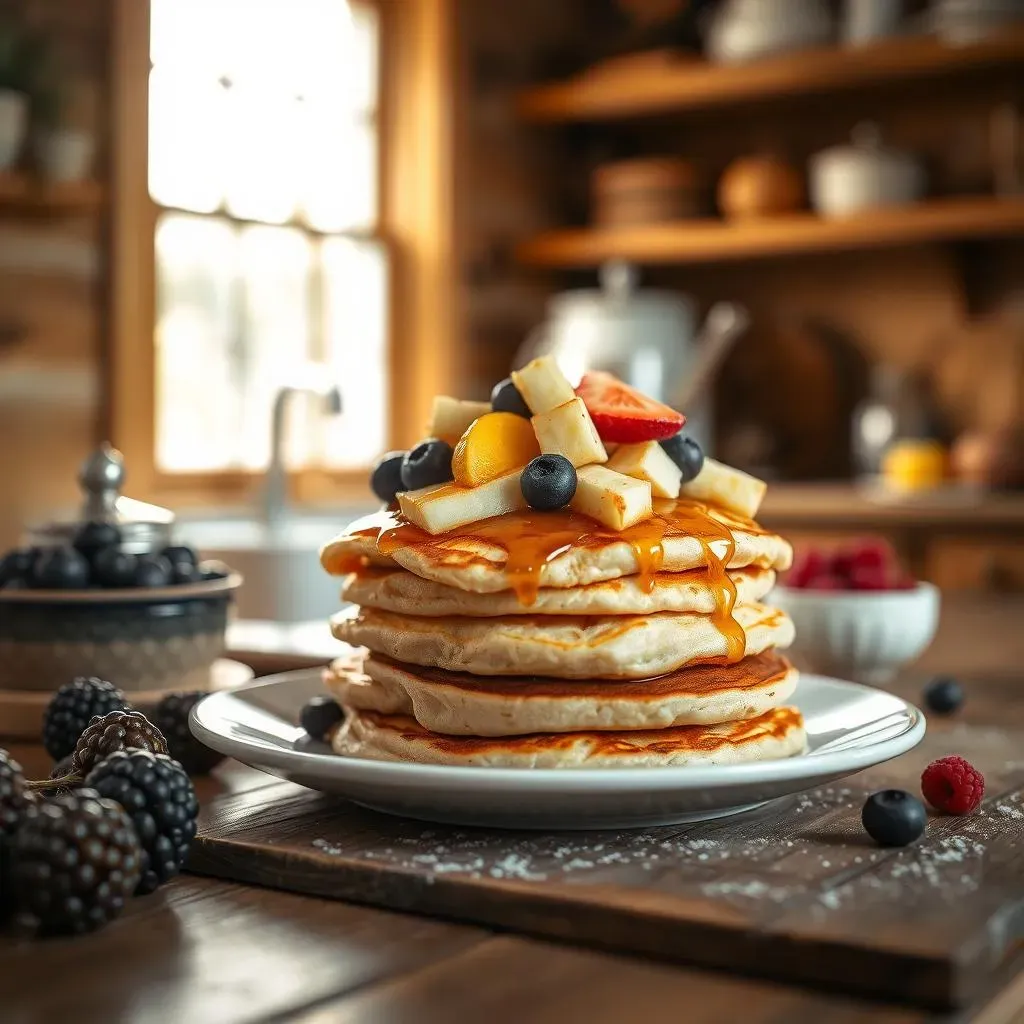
left=181, top=507, right=375, bottom=623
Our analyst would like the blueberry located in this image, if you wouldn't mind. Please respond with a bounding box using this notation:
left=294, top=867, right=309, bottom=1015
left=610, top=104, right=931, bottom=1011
left=0, top=548, right=37, bottom=587
left=171, top=561, right=202, bottom=585
left=198, top=560, right=230, bottom=581
left=91, top=547, right=138, bottom=588
left=400, top=439, right=454, bottom=491
left=861, top=789, right=927, bottom=847
left=299, top=695, right=344, bottom=741
left=371, top=451, right=407, bottom=504
left=73, top=521, right=121, bottom=554
left=32, top=546, right=90, bottom=589
left=161, top=544, right=198, bottom=567
left=521, top=455, right=577, bottom=511
left=490, top=377, right=531, bottom=418
left=923, top=676, right=963, bottom=715
left=659, top=433, right=704, bottom=483
left=133, top=554, right=173, bottom=588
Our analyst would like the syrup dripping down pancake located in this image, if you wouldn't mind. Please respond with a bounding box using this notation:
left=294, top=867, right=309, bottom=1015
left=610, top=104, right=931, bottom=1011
left=342, top=565, right=776, bottom=618
left=332, top=705, right=806, bottom=768
left=323, top=649, right=799, bottom=736
left=330, top=602, right=793, bottom=680
left=320, top=498, right=792, bottom=601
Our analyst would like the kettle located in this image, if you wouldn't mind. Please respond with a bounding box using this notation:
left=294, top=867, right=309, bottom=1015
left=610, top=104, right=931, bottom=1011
left=514, top=262, right=748, bottom=455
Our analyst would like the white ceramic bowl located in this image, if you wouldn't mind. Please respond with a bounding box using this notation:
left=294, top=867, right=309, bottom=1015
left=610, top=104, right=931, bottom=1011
left=772, top=582, right=940, bottom=684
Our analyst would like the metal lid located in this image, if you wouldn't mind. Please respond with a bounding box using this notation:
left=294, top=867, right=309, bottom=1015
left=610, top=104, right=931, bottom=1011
left=30, top=443, right=174, bottom=551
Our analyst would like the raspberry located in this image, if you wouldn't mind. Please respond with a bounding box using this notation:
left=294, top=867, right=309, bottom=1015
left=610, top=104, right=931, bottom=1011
left=921, top=755, right=985, bottom=815
left=787, top=549, right=826, bottom=588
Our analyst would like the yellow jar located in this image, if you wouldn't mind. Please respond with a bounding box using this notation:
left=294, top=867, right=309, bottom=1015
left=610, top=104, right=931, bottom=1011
left=881, top=440, right=947, bottom=492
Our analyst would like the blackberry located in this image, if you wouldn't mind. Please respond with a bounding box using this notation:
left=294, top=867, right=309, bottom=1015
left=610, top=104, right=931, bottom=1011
left=300, top=695, right=345, bottom=742
left=153, top=692, right=225, bottom=775
left=13, top=788, right=142, bottom=935
left=0, top=750, right=28, bottom=920
left=72, top=710, right=168, bottom=777
left=0, top=749, right=27, bottom=839
left=43, top=677, right=130, bottom=760
left=87, top=750, right=199, bottom=895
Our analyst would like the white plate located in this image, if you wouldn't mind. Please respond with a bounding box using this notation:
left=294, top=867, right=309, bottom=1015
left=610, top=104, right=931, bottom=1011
left=191, top=671, right=925, bottom=829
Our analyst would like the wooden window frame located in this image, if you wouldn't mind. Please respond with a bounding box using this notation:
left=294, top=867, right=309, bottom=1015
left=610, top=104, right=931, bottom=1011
left=107, top=0, right=461, bottom=508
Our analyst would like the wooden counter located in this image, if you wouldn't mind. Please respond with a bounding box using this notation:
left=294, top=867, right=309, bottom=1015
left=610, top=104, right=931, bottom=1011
left=3, top=596, right=1024, bottom=1022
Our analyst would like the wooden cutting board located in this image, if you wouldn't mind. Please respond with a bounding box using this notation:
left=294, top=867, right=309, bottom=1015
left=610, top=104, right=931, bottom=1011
left=189, top=717, right=1024, bottom=1012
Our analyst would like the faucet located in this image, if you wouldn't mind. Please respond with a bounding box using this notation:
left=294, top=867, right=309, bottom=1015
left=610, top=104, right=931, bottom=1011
left=263, top=380, right=343, bottom=530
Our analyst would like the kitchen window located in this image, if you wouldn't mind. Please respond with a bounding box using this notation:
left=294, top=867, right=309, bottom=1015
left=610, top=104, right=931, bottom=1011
left=149, top=0, right=385, bottom=476
left=110, top=0, right=458, bottom=504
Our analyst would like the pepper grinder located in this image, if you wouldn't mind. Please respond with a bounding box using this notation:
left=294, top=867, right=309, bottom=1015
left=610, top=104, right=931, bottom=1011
left=29, top=444, right=175, bottom=554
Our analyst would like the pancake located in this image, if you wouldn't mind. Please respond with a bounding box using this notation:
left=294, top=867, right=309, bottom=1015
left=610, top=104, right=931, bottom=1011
left=330, top=602, right=794, bottom=679
left=342, top=565, right=776, bottom=617
left=321, top=498, right=792, bottom=598
left=323, top=650, right=799, bottom=735
left=332, top=705, right=807, bottom=768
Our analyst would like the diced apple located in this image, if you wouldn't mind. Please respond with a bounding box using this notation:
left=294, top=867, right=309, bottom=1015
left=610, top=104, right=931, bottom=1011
left=428, top=396, right=491, bottom=444
left=398, top=469, right=526, bottom=534
left=511, top=355, right=576, bottom=415
left=680, top=458, right=766, bottom=519
left=570, top=464, right=652, bottom=531
left=607, top=441, right=682, bottom=499
left=532, top=398, right=607, bottom=468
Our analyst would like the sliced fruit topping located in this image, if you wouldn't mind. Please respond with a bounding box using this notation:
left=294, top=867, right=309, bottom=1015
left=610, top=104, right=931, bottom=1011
left=575, top=370, right=684, bottom=443
left=532, top=397, right=607, bottom=468
left=452, top=412, right=540, bottom=487
left=659, top=433, right=705, bottom=483
left=607, top=441, right=682, bottom=499
left=371, top=451, right=407, bottom=503
left=570, top=464, right=652, bottom=531
left=680, top=458, right=766, bottom=519
left=400, top=439, right=454, bottom=491
left=398, top=469, right=526, bottom=534
left=490, top=377, right=531, bottom=418
left=511, top=355, right=576, bottom=415
left=428, top=396, right=491, bottom=444
left=520, top=454, right=577, bottom=511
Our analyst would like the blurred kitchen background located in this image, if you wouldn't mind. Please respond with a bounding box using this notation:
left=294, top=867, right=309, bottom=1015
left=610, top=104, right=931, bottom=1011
left=1, top=0, right=1023, bottom=624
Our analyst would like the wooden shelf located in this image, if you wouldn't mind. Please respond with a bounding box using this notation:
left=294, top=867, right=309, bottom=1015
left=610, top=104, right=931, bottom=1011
left=515, top=197, right=1024, bottom=268
left=517, top=29, right=1024, bottom=123
left=0, top=176, right=105, bottom=215
left=760, top=483, right=1024, bottom=530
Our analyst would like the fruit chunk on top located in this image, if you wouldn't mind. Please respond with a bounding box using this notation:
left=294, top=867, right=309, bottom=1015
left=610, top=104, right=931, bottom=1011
left=575, top=370, right=685, bottom=443
left=398, top=469, right=527, bottom=534
left=451, top=411, right=540, bottom=487
left=570, top=464, right=652, bottom=531
left=607, top=440, right=682, bottom=499
left=428, top=396, right=491, bottom=444
left=680, top=458, right=766, bottom=519
left=511, top=355, right=576, bottom=415
left=532, top=397, right=607, bottom=468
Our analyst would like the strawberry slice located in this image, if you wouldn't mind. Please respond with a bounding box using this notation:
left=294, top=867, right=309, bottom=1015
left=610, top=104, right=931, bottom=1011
left=575, top=371, right=684, bottom=443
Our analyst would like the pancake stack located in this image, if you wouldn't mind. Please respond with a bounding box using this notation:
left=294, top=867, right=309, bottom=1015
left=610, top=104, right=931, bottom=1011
left=318, top=495, right=805, bottom=769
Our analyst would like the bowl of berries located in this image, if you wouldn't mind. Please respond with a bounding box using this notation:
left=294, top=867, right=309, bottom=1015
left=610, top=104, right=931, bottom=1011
left=0, top=445, right=241, bottom=698
left=772, top=539, right=939, bottom=684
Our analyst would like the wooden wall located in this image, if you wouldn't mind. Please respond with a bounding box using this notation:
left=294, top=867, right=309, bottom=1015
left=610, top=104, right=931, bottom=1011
left=0, top=0, right=108, bottom=548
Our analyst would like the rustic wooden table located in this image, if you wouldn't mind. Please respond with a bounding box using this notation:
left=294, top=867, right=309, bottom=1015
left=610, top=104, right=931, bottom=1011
left=1, top=597, right=1023, bottom=1024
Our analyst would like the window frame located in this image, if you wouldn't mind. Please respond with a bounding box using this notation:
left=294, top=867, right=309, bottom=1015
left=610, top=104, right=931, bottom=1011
left=107, top=0, right=461, bottom=507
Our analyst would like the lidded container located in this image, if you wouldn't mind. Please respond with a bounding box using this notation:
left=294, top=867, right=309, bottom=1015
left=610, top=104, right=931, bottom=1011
left=515, top=262, right=713, bottom=453
left=28, top=443, right=174, bottom=555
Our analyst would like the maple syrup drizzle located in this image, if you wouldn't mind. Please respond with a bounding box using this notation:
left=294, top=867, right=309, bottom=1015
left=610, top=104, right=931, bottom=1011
left=352, top=498, right=747, bottom=658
